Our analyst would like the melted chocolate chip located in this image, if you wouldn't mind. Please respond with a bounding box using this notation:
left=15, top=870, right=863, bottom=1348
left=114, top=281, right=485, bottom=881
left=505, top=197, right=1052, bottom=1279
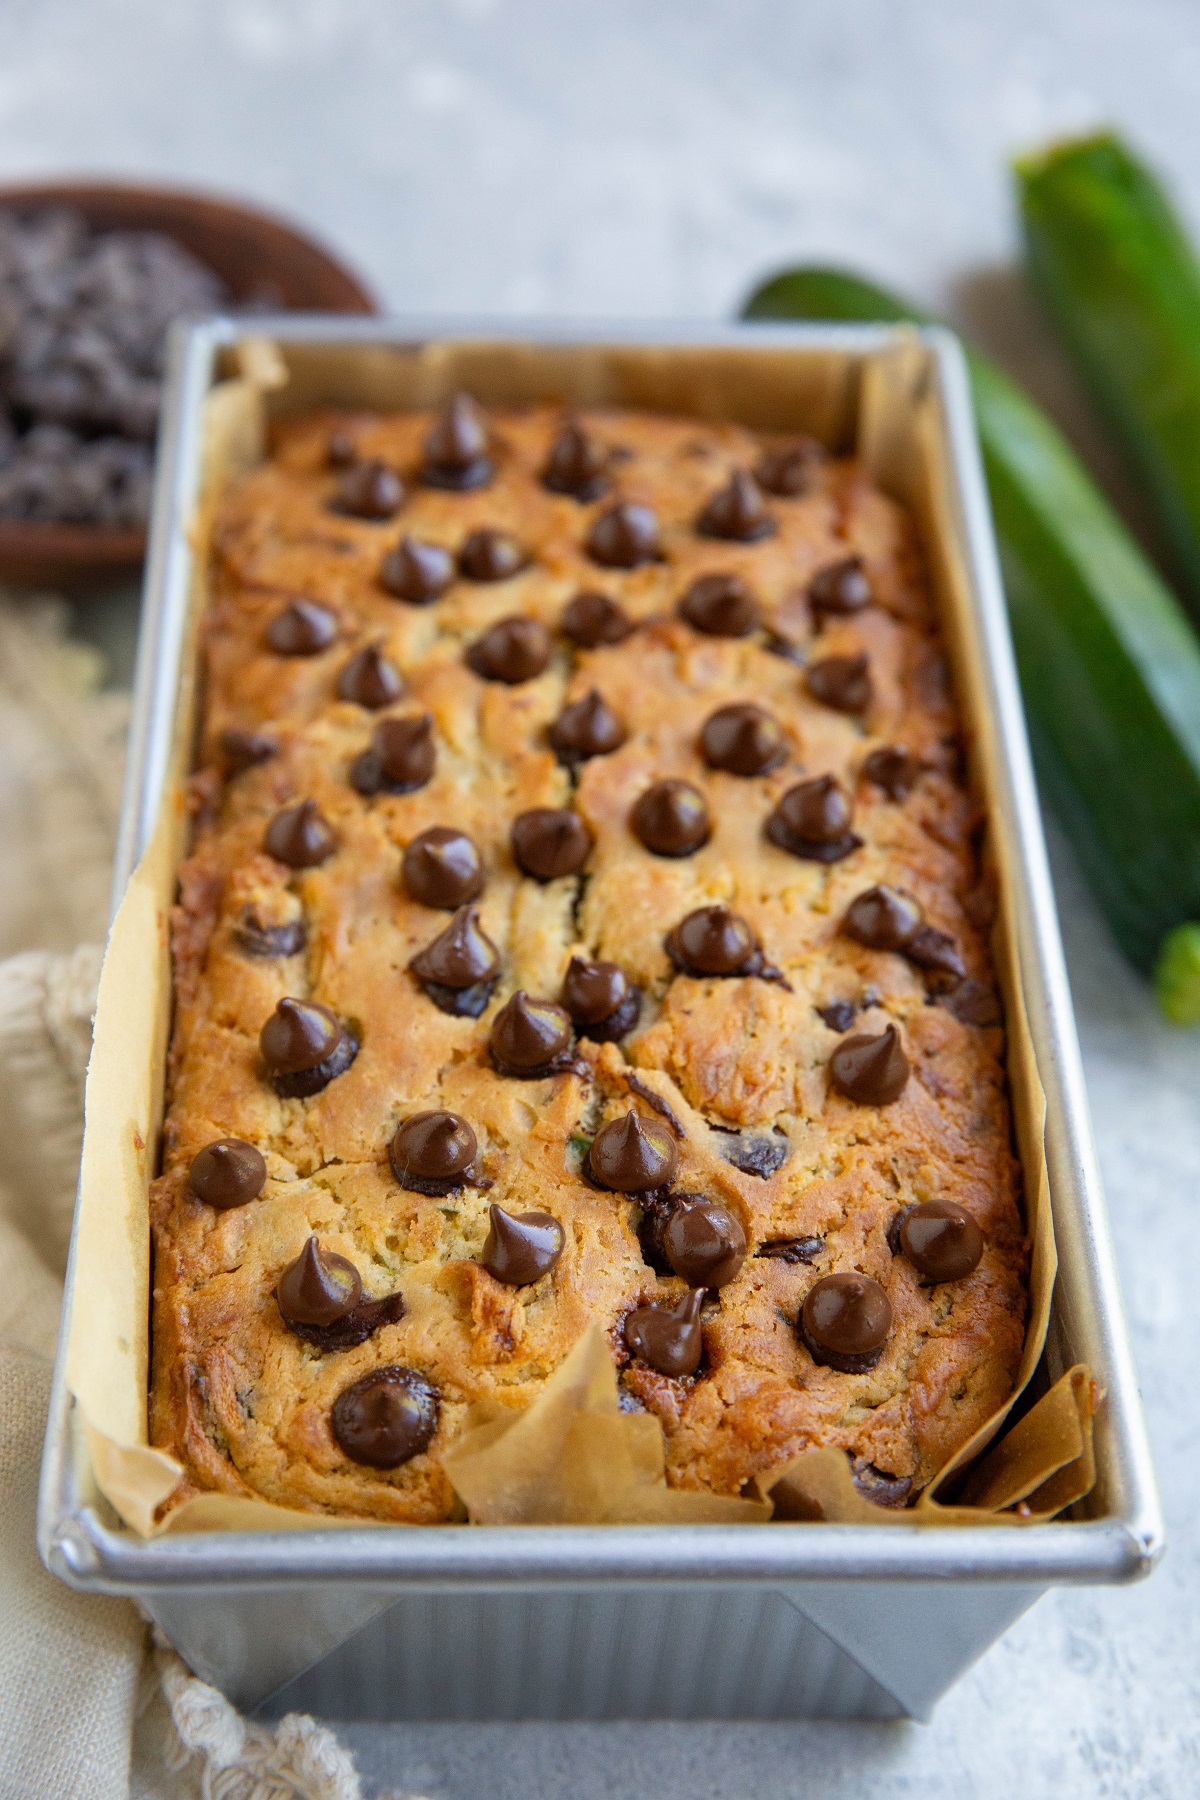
left=630, top=780, right=711, bottom=857
left=337, top=643, right=404, bottom=709
left=624, top=1288, right=704, bottom=1377
left=331, top=1365, right=440, bottom=1467
left=906, top=925, right=967, bottom=981
left=944, top=979, right=1002, bottom=1027
left=263, top=799, right=337, bottom=869
left=765, top=775, right=862, bottom=863
left=233, top=911, right=306, bottom=958
left=260, top=998, right=358, bottom=1098
left=188, top=1138, right=266, bottom=1210
left=634, top=1189, right=680, bottom=1274
left=481, top=1204, right=565, bottom=1285
left=467, top=616, right=552, bottom=684
left=331, top=459, right=404, bottom=520
left=805, top=652, right=872, bottom=713
left=421, top=393, right=494, bottom=491
left=459, top=527, right=527, bottom=583
left=488, top=990, right=575, bottom=1077
left=549, top=690, right=626, bottom=763
left=219, top=727, right=277, bottom=773
left=276, top=1236, right=362, bottom=1327
left=267, top=599, right=338, bottom=656
left=663, top=1196, right=747, bottom=1287
left=696, top=468, right=775, bottom=542
left=560, top=590, right=633, bottom=647
left=289, top=1290, right=405, bottom=1352
left=829, top=1023, right=909, bottom=1105
left=862, top=744, right=924, bottom=800
left=587, top=1112, right=678, bottom=1192
left=755, top=439, right=825, bottom=497
left=850, top=1459, right=912, bottom=1508
left=327, top=429, right=358, bottom=468
left=511, top=808, right=592, bottom=881
left=763, top=629, right=805, bottom=663
left=721, top=1133, right=790, bottom=1178
left=678, top=571, right=760, bottom=638
left=586, top=501, right=660, bottom=568
left=401, top=827, right=483, bottom=909
left=350, top=714, right=436, bottom=795
left=700, top=703, right=787, bottom=776
left=808, top=555, right=872, bottom=618
left=380, top=535, right=455, bottom=604
left=817, top=999, right=857, bottom=1032
left=390, top=1110, right=478, bottom=1195
left=800, top=1271, right=893, bottom=1372
left=410, top=906, right=500, bottom=991
left=843, top=884, right=922, bottom=953
left=896, top=1199, right=984, bottom=1281
left=542, top=421, right=611, bottom=502
left=756, top=1236, right=823, bottom=1265
left=666, top=904, right=760, bottom=977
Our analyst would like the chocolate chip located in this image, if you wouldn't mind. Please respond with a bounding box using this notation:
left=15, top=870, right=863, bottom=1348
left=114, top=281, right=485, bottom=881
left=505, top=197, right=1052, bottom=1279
left=897, top=1199, right=984, bottom=1281
left=678, top=572, right=759, bottom=637
left=906, top=925, right=967, bottom=981
left=188, top=1138, right=266, bottom=1210
left=624, top=1288, right=704, bottom=1377
left=390, top=1110, right=478, bottom=1195
left=799, top=1272, right=892, bottom=1372
left=721, top=1133, right=789, bottom=1178
left=695, top=468, right=775, bottom=541
left=401, top=827, right=483, bottom=909
left=762, top=630, right=805, bottom=663
left=331, top=1366, right=440, bottom=1467
left=276, top=1236, right=363, bottom=1327
left=331, top=459, right=404, bottom=520
left=843, top=884, right=922, bottom=953
left=944, top=979, right=1002, bottom=1027
left=755, top=439, right=825, bottom=497
left=817, top=999, right=857, bottom=1032
left=481, top=1204, right=565, bottom=1285
left=542, top=420, right=611, bottom=502
left=459, top=527, right=527, bottom=583
left=663, top=1196, right=747, bottom=1287
left=561, top=957, right=640, bottom=1041
left=327, top=429, right=359, bottom=469
left=756, top=1236, right=823, bottom=1265
left=467, top=616, right=552, bottom=684
left=380, top=535, right=455, bottom=604
left=410, top=905, right=500, bottom=991
left=805, top=652, right=872, bottom=713
left=765, top=775, right=862, bottom=863
left=586, top=501, right=660, bottom=568
left=219, top=728, right=277, bottom=773
left=861, top=744, right=923, bottom=800
left=808, top=555, right=872, bottom=618
left=630, top=780, right=711, bottom=857
left=700, top=703, right=786, bottom=776
left=549, top=690, right=626, bottom=763
left=337, top=643, right=405, bottom=709
left=829, top=1023, right=909, bottom=1105
left=561, top=590, right=633, bottom=647
left=259, top=998, right=357, bottom=1098
left=233, top=911, right=306, bottom=958
left=350, top=715, right=436, bottom=796
left=587, top=1112, right=678, bottom=1192
left=511, top=808, right=592, bottom=881
left=263, top=799, right=337, bottom=869
left=421, top=393, right=493, bottom=490
left=850, top=1459, right=912, bottom=1508
left=489, top=990, right=575, bottom=1077
left=267, top=599, right=337, bottom=656
left=666, top=904, right=760, bottom=977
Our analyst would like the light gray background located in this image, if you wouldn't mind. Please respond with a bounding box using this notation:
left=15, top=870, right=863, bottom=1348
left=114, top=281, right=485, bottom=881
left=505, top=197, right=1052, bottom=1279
left=3, top=3, right=1197, bottom=1795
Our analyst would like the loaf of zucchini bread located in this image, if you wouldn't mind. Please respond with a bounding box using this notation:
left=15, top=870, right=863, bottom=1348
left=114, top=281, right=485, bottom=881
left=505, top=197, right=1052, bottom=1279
left=148, top=393, right=1027, bottom=1522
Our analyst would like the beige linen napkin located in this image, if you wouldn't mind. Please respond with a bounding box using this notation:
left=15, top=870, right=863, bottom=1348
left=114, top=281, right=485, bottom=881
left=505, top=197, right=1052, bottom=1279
left=0, top=597, right=408, bottom=1800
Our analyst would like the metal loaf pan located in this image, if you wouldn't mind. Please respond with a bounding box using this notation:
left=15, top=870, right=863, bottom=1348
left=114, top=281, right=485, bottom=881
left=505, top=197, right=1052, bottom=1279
left=38, top=317, right=1162, bottom=1724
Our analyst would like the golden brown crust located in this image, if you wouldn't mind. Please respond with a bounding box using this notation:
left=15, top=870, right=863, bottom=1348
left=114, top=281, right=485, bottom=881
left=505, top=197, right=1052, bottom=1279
left=149, top=403, right=1027, bottom=1520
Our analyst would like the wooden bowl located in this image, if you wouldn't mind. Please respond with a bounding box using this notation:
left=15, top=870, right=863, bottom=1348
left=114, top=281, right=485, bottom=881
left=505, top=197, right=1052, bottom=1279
left=0, top=179, right=379, bottom=590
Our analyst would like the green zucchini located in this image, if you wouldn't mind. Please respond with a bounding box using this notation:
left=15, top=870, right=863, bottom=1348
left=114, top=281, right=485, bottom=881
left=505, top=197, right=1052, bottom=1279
left=1017, top=131, right=1200, bottom=614
left=742, top=265, right=1200, bottom=1015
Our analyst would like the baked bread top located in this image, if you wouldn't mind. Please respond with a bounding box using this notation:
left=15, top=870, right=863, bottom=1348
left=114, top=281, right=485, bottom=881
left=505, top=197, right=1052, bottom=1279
left=149, top=397, right=1027, bottom=1522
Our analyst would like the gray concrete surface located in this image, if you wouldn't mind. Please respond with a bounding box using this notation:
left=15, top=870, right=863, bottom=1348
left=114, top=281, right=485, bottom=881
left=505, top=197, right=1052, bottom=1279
left=3, top=2, right=1197, bottom=1793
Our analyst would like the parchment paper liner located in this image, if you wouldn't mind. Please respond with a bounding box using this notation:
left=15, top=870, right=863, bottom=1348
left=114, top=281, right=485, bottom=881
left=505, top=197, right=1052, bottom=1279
left=66, top=330, right=1093, bottom=1536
